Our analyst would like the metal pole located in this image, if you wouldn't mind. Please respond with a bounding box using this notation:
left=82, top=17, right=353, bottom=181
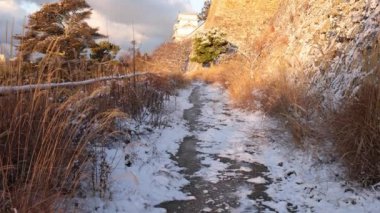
left=132, top=23, right=136, bottom=89
left=10, top=18, right=14, bottom=58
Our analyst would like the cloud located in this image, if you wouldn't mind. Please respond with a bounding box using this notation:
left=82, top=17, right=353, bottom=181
left=0, top=0, right=196, bottom=53
left=0, top=0, right=29, bottom=56
left=87, top=0, right=194, bottom=52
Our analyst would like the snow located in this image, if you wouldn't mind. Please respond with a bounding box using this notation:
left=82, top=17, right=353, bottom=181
left=74, top=83, right=379, bottom=213
left=247, top=177, right=267, bottom=184
left=202, top=207, right=213, bottom=212
left=239, top=166, right=252, bottom=172
left=258, top=139, right=380, bottom=213
left=72, top=88, right=193, bottom=213
left=286, top=0, right=380, bottom=110
left=188, top=83, right=380, bottom=213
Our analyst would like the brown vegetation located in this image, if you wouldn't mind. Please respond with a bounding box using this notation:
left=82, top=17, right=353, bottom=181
left=191, top=0, right=380, bottom=185
left=146, top=40, right=191, bottom=74
left=0, top=87, right=115, bottom=212
left=331, top=72, right=380, bottom=185
left=0, top=0, right=192, bottom=211
left=0, top=55, right=130, bottom=86
left=0, top=56, right=186, bottom=212
left=187, top=54, right=312, bottom=146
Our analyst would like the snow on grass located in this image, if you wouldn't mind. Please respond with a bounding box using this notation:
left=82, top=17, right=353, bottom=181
left=192, top=83, right=380, bottom=213
left=247, top=177, right=267, bottom=184
left=258, top=138, right=380, bottom=213
left=74, top=87, right=194, bottom=213
left=239, top=166, right=252, bottom=172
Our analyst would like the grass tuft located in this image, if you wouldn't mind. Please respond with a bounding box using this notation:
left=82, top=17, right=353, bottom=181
left=331, top=77, right=380, bottom=185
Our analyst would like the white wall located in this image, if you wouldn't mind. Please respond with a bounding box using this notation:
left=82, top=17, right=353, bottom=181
left=0, top=54, right=5, bottom=63
left=173, top=14, right=199, bottom=41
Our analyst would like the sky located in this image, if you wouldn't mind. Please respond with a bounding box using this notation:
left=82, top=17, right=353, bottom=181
left=0, top=0, right=204, bottom=56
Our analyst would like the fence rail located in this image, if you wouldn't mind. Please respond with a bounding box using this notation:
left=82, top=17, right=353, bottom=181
left=0, top=72, right=149, bottom=95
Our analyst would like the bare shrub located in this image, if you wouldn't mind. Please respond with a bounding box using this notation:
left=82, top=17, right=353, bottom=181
left=331, top=78, right=380, bottom=185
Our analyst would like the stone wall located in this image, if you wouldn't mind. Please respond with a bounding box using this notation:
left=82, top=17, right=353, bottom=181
left=205, top=0, right=281, bottom=47
left=204, top=0, right=380, bottom=108
left=173, top=13, right=199, bottom=41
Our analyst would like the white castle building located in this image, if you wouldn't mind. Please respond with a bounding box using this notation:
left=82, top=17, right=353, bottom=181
left=172, top=13, right=200, bottom=41
left=0, top=54, right=5, bottom=63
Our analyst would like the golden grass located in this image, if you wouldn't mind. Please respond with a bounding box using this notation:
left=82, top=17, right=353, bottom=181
left=0, top=88, right=114, bottom=211
left=331, top=72, right=380, bottom=185
left=0, top=55, right=184, bottom=211
left=186, top=28, right=311, bottom=145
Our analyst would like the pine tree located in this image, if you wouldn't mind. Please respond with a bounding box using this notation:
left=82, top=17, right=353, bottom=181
left=90, top=41, right=120, bottom=61
left=198, top=0, right=211, bottom=21
left=15, top=0, right=104, bottom=61
left=191, top=28, right=228, bottom=65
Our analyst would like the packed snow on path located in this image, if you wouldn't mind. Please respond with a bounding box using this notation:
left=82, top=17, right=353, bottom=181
left=192, top=83, right=380, bottom=213
left=75, top=82, right=380, bottom=213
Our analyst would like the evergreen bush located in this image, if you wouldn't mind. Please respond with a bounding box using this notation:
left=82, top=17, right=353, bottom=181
left=191, top=28, right=228, bottom=65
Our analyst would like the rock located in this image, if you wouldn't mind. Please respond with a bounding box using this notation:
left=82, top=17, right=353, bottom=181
left=286, top=203, right=298, bottom=212
left=201, top=207, right=213, bottom=212
left=206, top=199, right=215, bottom=205
left=345, top=188, right=355, bottom=193
left=125, top=154, right=132, bottom=167
left=286, top=171, right=297, bottom=178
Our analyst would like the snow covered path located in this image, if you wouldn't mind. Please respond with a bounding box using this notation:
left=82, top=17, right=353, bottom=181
left=79, top=82, right=380, bottom=213
left=159, top=83, right=276, bottom=212
left=158, top=83, right=380, bottom=213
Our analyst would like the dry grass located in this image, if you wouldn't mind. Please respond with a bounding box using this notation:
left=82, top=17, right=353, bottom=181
left=0, top=15, right=191, bottom=211
left=0, top=88, right=114, bottom=212
left=186, top=32, right=311, bottom=145
left=0, top=56, right=128, bottom=86
left=331, top=75, right=380, bottom=185
left=146, top=40, right=191, bottom=74
left=185, top=64, right=229, bottom=84
left=141, top=40, right=191, bottom=90
left=0, top=80, right=177, bottom=211
left=0, top=55, right=182, bottom=211
left=252, top=67, right=314, bottom=145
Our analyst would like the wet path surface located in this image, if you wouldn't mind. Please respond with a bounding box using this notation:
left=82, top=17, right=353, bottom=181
left=158, top=85, right=275, bottom=212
